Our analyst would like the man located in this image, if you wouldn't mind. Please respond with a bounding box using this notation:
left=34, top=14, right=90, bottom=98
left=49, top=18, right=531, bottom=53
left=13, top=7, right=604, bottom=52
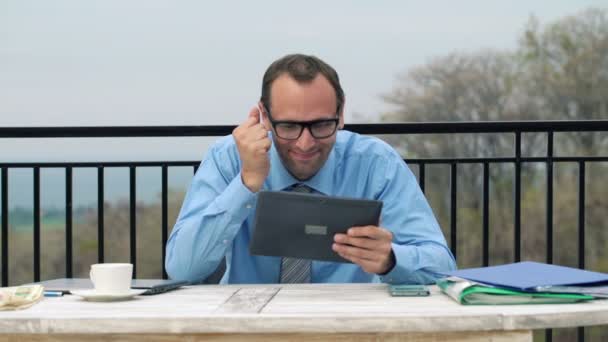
left=165, top=54, right=456, bottom=284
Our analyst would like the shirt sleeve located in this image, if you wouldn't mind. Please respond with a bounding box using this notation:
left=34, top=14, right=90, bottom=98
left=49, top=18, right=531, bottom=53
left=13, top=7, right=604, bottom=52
left=165, top=138, right=256, bottom=283
left=375, top=152, right=457, bottom=284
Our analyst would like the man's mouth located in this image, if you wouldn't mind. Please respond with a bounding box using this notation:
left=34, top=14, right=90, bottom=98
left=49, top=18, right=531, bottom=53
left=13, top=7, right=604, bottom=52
left=290, top=149, right=319, bottom=161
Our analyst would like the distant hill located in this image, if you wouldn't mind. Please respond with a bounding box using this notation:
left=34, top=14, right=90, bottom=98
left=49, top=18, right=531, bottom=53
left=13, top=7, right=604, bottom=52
left=3, top=168, right=194, bottom=210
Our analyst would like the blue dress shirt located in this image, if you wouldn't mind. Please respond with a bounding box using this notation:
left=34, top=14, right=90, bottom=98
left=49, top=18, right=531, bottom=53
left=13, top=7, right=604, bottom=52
left=165, top=130, right=456, bottom=284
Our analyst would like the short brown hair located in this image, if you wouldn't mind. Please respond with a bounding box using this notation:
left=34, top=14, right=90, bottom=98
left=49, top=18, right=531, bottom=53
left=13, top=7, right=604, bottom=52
left=260, top=54, right=344, bottom=114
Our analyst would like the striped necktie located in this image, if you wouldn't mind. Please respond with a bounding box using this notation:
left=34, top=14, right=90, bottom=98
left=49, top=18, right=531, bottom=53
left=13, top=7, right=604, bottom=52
left=279, top=184, right=312, bottom=283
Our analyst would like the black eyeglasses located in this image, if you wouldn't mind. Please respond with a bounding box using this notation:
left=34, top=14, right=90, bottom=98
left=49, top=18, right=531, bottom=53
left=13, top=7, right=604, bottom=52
left=263, top=106, right=339, bottom=140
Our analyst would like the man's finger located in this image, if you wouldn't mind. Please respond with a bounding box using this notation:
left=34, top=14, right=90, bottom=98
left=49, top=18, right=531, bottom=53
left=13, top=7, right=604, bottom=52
left=256, top=125, right=270, bottom=140
left=338, top=248, right=390, bottom=274
left=243, top=106, right=260, bottom=127
left=249, top=106, right=261, bottom=120
left=336, top=251, right=380, bottom=273
left=260, top=137, right=272, bottom=151
left=347, top=256, right=377, bottom=269
left=250, top=138, right=272, bottom=154
left=347, top=226, right=392, bottom=240
left=332, top=243, right=379, bottom=262
left=334, top=235, right=382, bottom=251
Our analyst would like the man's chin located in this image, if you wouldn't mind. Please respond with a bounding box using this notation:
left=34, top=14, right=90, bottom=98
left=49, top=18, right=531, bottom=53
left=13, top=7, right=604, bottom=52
left=278, top=152, right=325, bottom=181
left=288, top=164, right=320, bottom=181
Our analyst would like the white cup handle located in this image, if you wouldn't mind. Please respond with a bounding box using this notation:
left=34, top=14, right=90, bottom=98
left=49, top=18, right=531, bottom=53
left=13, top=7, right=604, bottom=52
left=90, top=268, right=97, bottom=287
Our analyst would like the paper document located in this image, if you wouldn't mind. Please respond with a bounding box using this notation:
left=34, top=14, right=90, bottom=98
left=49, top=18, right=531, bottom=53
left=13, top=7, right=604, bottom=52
left=534, top=285, right=608, bottom=298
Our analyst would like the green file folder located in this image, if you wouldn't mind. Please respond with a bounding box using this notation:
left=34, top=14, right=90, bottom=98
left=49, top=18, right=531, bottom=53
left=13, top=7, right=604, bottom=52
left=437, top=277, right=594, bottom=305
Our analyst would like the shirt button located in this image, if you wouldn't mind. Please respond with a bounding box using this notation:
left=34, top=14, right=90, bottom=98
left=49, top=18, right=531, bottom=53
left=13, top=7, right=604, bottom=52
left=246, top=204, right=252, bottom=209
left=223, top=240, right=228, bottom=244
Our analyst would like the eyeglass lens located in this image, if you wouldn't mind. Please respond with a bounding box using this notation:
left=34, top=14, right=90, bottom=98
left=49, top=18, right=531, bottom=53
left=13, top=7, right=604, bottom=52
left=275, top=120, right=337, bottom=139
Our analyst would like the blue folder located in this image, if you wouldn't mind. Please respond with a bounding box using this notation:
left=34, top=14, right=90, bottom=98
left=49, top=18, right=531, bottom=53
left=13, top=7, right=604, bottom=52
left=443, top=261, right=608, bottom=292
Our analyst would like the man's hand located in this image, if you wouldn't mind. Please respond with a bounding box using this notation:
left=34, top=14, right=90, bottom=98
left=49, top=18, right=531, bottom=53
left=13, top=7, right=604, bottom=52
left=332, top=226, right=395, bottom=275
left=232, top=106, right=272, bottom=192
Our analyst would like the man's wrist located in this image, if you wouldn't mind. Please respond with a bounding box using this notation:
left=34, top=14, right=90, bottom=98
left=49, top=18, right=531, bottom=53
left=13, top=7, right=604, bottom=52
left=378, top=250, right=396, bottom=276
left=241, top=171, right=263, bottom=192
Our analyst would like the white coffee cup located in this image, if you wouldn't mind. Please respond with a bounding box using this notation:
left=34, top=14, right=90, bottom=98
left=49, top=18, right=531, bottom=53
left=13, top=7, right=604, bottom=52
left=89, top=263, right=133, bottom=295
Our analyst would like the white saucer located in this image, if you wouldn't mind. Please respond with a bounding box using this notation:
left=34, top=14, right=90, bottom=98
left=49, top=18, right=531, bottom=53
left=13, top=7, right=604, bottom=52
left=70, top=289, right=147, bottom=302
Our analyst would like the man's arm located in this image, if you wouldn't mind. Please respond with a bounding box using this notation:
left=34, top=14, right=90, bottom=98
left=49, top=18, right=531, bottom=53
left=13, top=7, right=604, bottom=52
left=376, top=153, right=456, bottom=284
left=333, top=150, right=456, bottom=284
left=164, top=143, right=256, bottom=283
left=165, top=106, right=271, bottom=283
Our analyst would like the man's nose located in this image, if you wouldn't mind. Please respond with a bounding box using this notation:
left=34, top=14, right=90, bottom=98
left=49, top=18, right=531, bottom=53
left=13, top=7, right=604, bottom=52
left=296, top=126, right=316, bottom=150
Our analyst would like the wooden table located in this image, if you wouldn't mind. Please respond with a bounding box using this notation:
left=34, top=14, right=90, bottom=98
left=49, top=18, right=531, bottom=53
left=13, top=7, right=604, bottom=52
left=1, top=283, right=608, bottom=341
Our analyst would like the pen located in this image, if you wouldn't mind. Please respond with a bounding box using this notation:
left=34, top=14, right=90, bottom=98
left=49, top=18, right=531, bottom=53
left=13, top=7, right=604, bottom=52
left=44, top=291, right=64, bottom=297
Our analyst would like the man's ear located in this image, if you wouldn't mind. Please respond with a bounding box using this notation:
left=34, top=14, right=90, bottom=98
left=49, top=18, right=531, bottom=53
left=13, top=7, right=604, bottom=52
left=338, top=100, right=346, bottom=129
left=258, top=101, right=271, bottom=131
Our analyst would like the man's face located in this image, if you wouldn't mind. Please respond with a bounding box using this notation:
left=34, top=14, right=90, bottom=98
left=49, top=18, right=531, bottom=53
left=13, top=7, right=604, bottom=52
left=262, top=74, right=344, bottom=181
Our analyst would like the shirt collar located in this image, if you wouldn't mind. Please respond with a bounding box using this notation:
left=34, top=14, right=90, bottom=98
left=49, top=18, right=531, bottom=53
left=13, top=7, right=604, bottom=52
left=267, top=137, right=341, bottom=195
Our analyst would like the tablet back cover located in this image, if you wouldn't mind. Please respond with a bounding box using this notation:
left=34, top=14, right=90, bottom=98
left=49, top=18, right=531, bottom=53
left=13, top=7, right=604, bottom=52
left=250, top=191, right=382, bottom=263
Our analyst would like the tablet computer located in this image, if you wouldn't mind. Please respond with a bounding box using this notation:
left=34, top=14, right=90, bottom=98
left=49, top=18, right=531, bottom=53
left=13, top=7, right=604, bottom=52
left=250, top=191, right=383, bottom=263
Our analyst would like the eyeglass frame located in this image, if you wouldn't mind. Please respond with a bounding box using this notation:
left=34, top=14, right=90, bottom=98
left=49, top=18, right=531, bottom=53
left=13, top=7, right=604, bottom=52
left=259, top=103, right=341, bottom=140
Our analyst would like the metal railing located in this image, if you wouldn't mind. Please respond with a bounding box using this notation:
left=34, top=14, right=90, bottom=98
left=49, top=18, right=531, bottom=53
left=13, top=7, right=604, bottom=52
left=1, top=120, right=608, bottom=341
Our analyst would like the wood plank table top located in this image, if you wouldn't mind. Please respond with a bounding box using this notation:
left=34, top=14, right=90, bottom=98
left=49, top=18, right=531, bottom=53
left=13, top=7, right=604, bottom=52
left=1, top=283, right=607, bottom=335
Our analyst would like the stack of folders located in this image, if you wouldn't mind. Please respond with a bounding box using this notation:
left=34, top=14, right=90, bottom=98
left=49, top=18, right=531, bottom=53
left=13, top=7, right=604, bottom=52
left=437, top=261, right=608, bottom=305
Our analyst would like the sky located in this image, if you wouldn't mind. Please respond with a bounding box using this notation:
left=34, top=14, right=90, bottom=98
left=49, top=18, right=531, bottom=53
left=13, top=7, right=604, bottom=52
left=0, top=0, right=605, bottom=207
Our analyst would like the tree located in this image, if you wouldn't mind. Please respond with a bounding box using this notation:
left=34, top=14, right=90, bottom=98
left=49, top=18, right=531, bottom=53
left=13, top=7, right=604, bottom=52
left=520, top=8, right=608, bottom=154
left=379, top=8, right=608, bottom=279
left=381, top=50, right=542, bottom=216
left=381, top=51, right=537, bottom=267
